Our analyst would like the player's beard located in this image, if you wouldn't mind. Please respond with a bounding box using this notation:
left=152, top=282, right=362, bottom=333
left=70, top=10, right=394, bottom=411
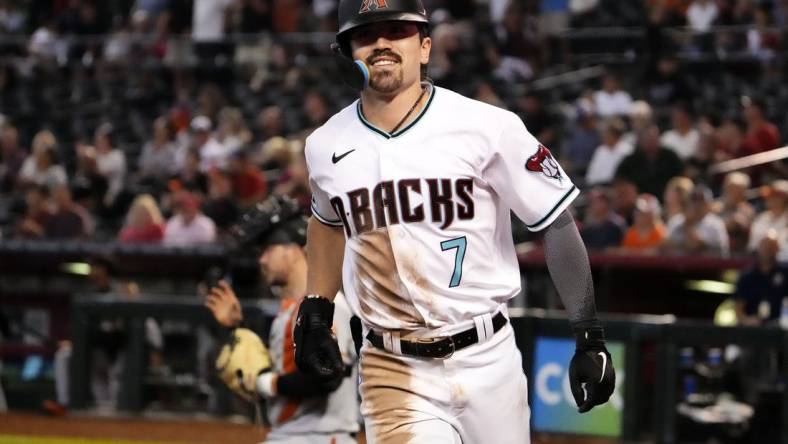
left=369, top=65, right=404, bottom=94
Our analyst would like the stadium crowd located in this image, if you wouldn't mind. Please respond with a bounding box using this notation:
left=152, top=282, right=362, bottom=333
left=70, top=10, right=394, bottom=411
left=0, top=0, right=786, bottom=262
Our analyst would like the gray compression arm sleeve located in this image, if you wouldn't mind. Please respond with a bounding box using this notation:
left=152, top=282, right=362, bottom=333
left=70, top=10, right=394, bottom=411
left=542, top=210, right=598, bottom=327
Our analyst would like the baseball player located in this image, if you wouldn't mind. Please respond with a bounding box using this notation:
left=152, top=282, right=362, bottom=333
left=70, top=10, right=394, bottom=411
left=205, top=215, right=359, bottom=444
left=293, top=1, right=616, bottom=443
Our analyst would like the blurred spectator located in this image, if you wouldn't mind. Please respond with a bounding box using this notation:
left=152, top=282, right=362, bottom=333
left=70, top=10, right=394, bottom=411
left=663, top=176, right=694, bottom=222
left=580, top=187, right=626, bottom=250
left=203, top=169, right=239, bottom=230
left=516, top=93, right=558, bottom=148
left=747, top=5, right=780, bottom=60
left=687, top=0, right=718, bottom=33
left=18, top=131, right=67, bottom=190
left=612, top=175, right=639, bottom=225
left=28, top=19, right=62, bottom=62
left=593, top=73, right=633, bottom=118
left=172, top=149, right=208, bottom=194
left=255, top=105, right=285, bottom=144
left=273, top=146, right=310, bottom=212
left=118, top=194, right=166, bottom=243
left=621, top=194, right=666, bottom=252
left=562, top=109, right=601, bottom=178
left=585, top=118, right=632, bottom=186
left=93, top=124, right=127, bottom=207
left=664, top=184, right=729, bottom=256
left=14, top=185, right=52, bottom=240
left=660, top=103, right=699, bottom=161
left=189, top=116, right=230, bottom=173
left=71, top=145, right=109, bottom=214
left=493, top=2, right=539, bottom=81
left=303, top=90, right=330, bottom=131
left=0, top=124, right=26, bottom=191
left=138, top=116, right=178, bottom=183
left=644, top=55, right=692, bottom=108
left=740, top=97, right=781, bottom=157
left=747, top=180, right=788, bottom=258
left=45, top=185, right=94, bottom=240
left=192, top=0, right=233, bottom=43
left=229, top=149, right=268, bottom=207
left=715, top=116, right=745, bottom=161
left=0, top=1, right=25, bottom=33
left=163, top=191, right=216, bottom=245
left=712, top=172, right=755, bottom=254
left=622, top=100, right=655, bottom=147
left=216, top=107, right=252, bottom=154
left=257, top=136, right=296, bottom=171
left=733, top=231, right=787, bottom=326
left=615, top=125, right=684, bottom=197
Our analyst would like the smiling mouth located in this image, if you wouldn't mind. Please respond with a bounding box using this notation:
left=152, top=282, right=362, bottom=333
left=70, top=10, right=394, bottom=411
left=369, top=56, right=400, bottom=67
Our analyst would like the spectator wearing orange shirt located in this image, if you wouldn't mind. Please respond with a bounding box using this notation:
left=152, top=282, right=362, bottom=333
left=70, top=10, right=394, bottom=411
left=621, top=194, right=666, bottom=253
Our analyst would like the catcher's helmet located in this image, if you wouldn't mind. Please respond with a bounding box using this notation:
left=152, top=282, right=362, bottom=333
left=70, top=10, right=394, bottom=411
left=337, top=0, right=428, bottom=40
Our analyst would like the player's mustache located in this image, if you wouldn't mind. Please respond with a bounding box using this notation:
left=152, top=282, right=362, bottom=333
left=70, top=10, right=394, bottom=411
left=367, top=50, right=401, bottom=65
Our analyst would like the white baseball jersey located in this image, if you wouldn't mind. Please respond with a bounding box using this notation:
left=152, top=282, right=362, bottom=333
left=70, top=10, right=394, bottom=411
left=307, top=85, right=578, bottom=331
left=266, top=292, right=358, bottom=437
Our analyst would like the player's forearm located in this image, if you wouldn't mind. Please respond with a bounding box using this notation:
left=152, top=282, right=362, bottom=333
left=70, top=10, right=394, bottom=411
left=542, top=210, right=598, bottom=326
left=305, top=217, right=346, bottom=301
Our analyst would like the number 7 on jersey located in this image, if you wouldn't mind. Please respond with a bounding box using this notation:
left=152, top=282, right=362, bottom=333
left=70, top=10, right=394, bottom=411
left=440, top=237, right=467, bottom=288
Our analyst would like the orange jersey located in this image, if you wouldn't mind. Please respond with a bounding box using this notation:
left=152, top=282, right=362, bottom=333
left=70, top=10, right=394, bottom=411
left=621, top=224, right=666, bottom=250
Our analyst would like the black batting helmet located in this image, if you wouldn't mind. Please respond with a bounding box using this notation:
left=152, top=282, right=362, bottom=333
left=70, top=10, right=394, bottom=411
left=337, top=0, right=428, bottom=45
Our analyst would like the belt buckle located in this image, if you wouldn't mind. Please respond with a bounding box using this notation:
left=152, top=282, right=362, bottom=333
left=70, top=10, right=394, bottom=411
left=416, top=335, right=455, bottom=359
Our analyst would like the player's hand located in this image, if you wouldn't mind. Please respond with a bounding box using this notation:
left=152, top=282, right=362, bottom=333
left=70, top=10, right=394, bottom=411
left=569, top=324, right=616, bottom=413
left=205, top=280, right=243, bottom=328
left=293, top=295, right=344, bottom=380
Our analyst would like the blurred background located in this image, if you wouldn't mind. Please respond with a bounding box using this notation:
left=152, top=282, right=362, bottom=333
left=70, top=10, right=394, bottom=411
left=0, top=0, right=787, bottom=443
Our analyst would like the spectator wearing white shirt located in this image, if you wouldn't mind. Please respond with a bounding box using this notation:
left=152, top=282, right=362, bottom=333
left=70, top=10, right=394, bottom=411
left=687, top=0, right=718, bottom=33
left=664, top=184, right=730, bottom=256
left=660, top=104, right=699, bottom=161
left=18, top=130, right=67, bottom=191
left=164, top=192, right=216, bottom=246
left=192, top=0, right=234, bottom=42
left=586, top=118, right=633, bottom=186
left=748, top=180, right=788, bottom=260
left=188, top=116, right=230, bottom=173
left=94, top=124, right=126, bottom=207
left=138, top=116, right=178, bottom=183
left=593, top=74, right=633, bottom=118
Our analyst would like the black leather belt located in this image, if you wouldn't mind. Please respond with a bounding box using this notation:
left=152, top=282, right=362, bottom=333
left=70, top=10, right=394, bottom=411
left=365, top=312, right=508, bottom=359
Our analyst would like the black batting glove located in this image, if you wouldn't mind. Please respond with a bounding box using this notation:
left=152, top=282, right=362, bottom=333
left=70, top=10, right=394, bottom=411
left=569, top=322, right=616, bottom=413
left=293, top=296, right=345, bottom=380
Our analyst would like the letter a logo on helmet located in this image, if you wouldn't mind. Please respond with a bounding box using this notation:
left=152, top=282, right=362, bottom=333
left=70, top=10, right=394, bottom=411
left=359, top=0, right=388, bottom=13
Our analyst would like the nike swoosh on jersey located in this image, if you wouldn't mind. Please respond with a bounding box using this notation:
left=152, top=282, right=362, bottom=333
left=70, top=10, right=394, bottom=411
left=598, top=351, right=607, bottom=383
left=332, top=149, right=356, bottom=164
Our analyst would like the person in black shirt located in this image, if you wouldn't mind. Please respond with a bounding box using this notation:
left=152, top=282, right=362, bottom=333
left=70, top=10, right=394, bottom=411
left=615, top=124, right=684, bottom=198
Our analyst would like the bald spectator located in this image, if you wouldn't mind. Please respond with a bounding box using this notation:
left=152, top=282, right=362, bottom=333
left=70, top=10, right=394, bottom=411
left=664, top=185, right=729, bottom=256
left=615, top=125, right=684, bottom=197
left=713, top=172, right=755, bottom=254
left=163, top=192, right=216, bottom=246
left=580, top=187, right=627, bottom=250
left=621, top=194, right=666, bottom=252
left=585, top=118, right=632, bottom=186
left=748, top=180, right=788, bottom=258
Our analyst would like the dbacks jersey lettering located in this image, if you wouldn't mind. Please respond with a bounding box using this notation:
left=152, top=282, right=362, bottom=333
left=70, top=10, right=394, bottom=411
left=307, top=86, right=578, bottom=331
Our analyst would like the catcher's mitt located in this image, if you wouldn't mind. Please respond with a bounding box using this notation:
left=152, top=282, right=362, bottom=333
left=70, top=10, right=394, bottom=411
left=215, top=328, right=272, bottom=402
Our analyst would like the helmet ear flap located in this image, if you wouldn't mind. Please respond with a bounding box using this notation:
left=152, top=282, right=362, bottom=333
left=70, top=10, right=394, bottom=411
left=330, top=42, right=370, bottom=91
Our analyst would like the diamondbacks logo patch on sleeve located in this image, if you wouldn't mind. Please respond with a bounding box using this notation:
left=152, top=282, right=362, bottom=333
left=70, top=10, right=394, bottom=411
left=359, top=0, right=388, bottom=13
left=526, top=145, right=562, bottom=182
